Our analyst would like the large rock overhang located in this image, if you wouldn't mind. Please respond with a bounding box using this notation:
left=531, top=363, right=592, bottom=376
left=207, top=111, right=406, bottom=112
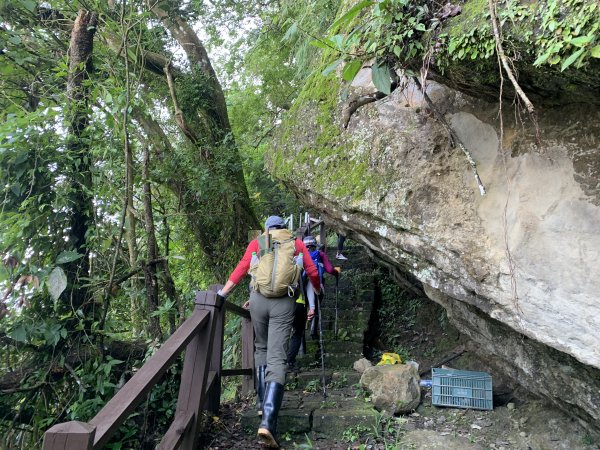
left=267, top=69, right=600, bottom=430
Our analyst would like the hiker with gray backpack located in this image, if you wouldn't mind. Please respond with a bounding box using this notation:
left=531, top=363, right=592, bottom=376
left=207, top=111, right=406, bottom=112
left=217, top=216, right=321, bottom=449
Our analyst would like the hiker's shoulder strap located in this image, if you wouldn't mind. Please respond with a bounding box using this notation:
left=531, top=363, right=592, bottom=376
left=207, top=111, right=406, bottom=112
left=257, top=233, right=269, bottom=257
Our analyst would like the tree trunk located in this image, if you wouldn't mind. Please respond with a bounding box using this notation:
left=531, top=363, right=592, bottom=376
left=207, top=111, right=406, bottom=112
left=160, top=215, right=180, bottom=332
left=142, top=144, right=162, bottom=340
left=124, top=135, right=142, bottom=333
left=64, top=10, right=98, bottom=314
left=151, top=3, right=259, bottom=270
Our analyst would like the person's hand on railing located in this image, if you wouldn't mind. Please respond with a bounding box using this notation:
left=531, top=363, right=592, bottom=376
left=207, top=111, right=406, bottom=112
left=216, top=289, right=229, bottom=305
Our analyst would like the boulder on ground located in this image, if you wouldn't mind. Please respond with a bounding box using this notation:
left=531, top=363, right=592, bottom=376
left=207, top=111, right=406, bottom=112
left=353, top=357, right=373, bottom=374
left=360, top=364, right=420, bottom=414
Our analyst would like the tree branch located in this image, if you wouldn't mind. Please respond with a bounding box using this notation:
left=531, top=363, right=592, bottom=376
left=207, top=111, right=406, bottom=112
left=341, top=91, right=388, bottom=129
left=341, top=66, right=399, bottom=128
left=413, top=76, right=486, bottom=196
left=1, top=382, right=47, bottom=395
left=488, top=0, right=540, bottom=147
left=487, top=0, right=534, bottom=114
left=163, top=62, right=199, bottom=144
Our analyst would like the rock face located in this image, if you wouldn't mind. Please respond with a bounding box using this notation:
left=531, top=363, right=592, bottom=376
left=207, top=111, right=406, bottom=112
left=360, top=364, right=421, bottom=414
left=268, top=69, right=600, bottom=431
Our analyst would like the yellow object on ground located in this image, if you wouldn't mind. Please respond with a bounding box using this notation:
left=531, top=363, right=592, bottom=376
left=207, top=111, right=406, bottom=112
left=377, top=352, right=402, bottom=365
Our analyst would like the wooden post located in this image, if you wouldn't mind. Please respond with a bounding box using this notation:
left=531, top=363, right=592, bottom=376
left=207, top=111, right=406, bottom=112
left=319, top=221, right=326, bottom=251
left=241, top=314, right=255, bottom=396
left=43, top=421, right=95, bottom=450
left=205, top=284, right=225, bottom=414
left=296, top=226, right=306, bottom=240
left=169, top=291, right=220, bottom=450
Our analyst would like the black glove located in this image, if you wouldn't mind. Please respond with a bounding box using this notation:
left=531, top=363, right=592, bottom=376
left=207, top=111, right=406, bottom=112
left=216, top=289, right=228, bottom=306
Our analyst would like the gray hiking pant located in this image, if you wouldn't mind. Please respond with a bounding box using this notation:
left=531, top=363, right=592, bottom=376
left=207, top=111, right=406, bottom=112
left=249, top=290, right=295, bottom=385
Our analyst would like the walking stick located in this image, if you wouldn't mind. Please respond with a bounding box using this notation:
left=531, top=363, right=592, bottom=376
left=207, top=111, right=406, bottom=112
left=316, top=292, right=327, bottom=399
left=334, top=273, right=339, bottom=341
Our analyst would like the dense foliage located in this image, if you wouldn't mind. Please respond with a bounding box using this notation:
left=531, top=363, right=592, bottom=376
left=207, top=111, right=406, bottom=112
left=0, top=0, right=317, bottom=446
left=310, top=0, right=599, bottom=96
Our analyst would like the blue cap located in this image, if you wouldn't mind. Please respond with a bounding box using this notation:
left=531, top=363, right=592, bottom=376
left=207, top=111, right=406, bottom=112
left=265, top=215, right=285, bottom=229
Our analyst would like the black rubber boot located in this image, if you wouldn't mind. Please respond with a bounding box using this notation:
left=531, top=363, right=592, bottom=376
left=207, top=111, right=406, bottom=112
left=256, top=365, right=266, bottom=416
left=257, top=381, right=284, bottom=448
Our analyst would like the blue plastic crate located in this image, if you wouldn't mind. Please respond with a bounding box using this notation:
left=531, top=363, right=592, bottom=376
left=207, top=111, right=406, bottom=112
left=431, top=368, right=493, bottom=410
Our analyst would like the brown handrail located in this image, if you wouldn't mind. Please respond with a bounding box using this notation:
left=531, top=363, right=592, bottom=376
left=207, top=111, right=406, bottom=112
left=91, top=309, right=211, bottom=447
left=43, top=288, right=255, bottom=450
left=224, top=299, right=250, bottom=319
left=298, top=216, right=327, bottom=251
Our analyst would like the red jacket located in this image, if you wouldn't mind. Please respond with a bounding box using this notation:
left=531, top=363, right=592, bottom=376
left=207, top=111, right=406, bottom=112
left=229, top=239, right=321, bottom=291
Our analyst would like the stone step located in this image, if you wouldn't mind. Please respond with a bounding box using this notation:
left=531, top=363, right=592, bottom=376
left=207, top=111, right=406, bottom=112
left=318, top=304, right=372, bottom=316
left=319, top=308, right=371, bottom=322
left=316, top=321, right=369, bottom=335
left=305, top=340, right=363, bottom=355
left=321, top=328, right=365, bottom=342
left=240, top=392, right=379, bottom=438
left=285, top=369, right=361, bottom=389
left=297, top=352, right=362, bottom=369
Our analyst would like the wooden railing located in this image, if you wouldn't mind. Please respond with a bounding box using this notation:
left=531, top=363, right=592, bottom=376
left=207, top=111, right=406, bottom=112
left=43, top=286, right=254, bottom=450
left=296, top=214, right=326, bottom=248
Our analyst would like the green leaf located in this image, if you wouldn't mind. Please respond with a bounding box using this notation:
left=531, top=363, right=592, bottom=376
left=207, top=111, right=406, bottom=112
left=448, top=40, right=458, bottom=54
left=322, top=58, right=343, bottom=76
left=415, top=23, right=427, bottom=31
left=48, top=267, right=67, bottom=301
left=342, top=60, right=362, bottom=82
left=330, top=1, right=376, bottom=33
left=371, top=61, right=391, bottom=95
left=330, top=34, right=344, bottom=50
left=8, top=34, right=22, bottom=45
left=533, top=50, right=552, bottom=66
left=548, top=54, right=561, bottom=64
left=56, top=251, right=84, bottom=264
left=591, top=45, right=600, bottom=58
left=20, top=0, right=36, bottom=12
left=561, top=48, right=584, bottom=71
left=570, top=35, right=593, bottom=47
left=9, top=325, right=27, bottom=343
left=309, top=40, right=330, bottom=50
left=282, top=22, right=298, bottom=41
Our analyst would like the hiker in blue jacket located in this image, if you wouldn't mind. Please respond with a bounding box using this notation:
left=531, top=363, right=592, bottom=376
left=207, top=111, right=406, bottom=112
left=287, top=235, right=339, bottom=371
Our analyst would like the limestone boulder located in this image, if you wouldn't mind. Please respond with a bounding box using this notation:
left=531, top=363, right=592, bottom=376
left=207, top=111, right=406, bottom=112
left=360, top=365, right=421, bottom=414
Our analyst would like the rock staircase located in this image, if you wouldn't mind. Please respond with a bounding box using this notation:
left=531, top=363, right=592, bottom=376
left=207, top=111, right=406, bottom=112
left=240, top=246, right=380, bottom=442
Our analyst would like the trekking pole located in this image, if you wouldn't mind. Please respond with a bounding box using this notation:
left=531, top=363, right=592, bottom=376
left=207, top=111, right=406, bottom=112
left=334, top=271, right=339, bottom=341
left=316, top=293, right=327, bottom=399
